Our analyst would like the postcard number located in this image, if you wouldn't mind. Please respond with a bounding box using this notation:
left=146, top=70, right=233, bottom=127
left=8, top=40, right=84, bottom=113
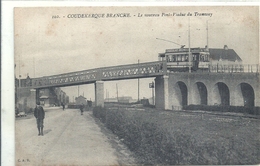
left=52, top=15, right=60, bottom=19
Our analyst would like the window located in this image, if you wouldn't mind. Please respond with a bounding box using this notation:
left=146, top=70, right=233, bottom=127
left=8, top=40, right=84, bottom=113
left=185, top=55, right=188, bottom=62
left=172, top=55, right=176, bottom=62
left=166, top=55, right=170, bottom=62
left=205, top=54, right=209, bottom=61
left=200, top=55, right=205, bottom=61
left=181, top=55, right=185, bottom=61
left=193, top=54, right=196, bottom=61
left=177, top=55, right=182, bottom=62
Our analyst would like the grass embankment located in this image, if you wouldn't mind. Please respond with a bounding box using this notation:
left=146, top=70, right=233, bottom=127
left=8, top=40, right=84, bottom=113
left=93, top=106, right=260, bottom=165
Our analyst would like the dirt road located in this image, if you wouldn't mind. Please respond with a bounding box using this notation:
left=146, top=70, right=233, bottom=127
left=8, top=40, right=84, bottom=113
left=15, top=107, right=136, bottom=166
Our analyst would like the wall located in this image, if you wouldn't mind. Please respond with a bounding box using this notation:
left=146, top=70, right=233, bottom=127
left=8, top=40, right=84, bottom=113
left=167, top=72, right=260, bottom=108
left=155, top=76, right=169, bottom=109
left=16, top=88, right=37, bottom=113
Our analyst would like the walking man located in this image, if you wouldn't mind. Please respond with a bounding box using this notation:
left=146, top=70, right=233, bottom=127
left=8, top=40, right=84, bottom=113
left=61, top=102, right=65, bottom=110
left=34, top=101, right=45, bottom=136
left=80, top=104, right=84, bottom=115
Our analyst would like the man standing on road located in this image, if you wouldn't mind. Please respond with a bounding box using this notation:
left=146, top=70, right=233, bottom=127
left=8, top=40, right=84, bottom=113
left=61, top=102, right=65, bottom=110
left=80, top=104, right=84, bottom=115
left=34, top=101, right=45, bottom=136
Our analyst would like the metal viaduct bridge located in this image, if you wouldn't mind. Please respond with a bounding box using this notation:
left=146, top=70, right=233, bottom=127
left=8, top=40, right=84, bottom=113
left=20, top=61, right=167, bottom=89
left=17, top=61, right=260, bottom=110
left=18, top=61, right=167, bottom=108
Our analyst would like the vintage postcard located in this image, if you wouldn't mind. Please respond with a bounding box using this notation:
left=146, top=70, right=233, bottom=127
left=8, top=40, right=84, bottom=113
left=14, top=6, right=259, bottom=165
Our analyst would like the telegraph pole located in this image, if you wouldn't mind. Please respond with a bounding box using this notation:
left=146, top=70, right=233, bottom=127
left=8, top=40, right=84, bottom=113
left=206, top=20, right=209, bottom=48
left=188, top=17, right=191, bottom=73
left=106, top=89, right=107, bottom=100
left=18, top=54, right=21, bottom=106
left=78, top=86, right=79, bottom=97
left=138, top=59, right=140, bottom=103
left=108, top=91, right=109, bottom=102
left=116, top=83, right=118, bottom=102
left=152, top=82, right=154, bottom=105
left=33, top=57, right=35, bottom=77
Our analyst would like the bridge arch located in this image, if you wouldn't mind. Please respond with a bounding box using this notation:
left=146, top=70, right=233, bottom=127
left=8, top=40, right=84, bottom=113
left=213, top=82, right=230, bottom=106
left=240, top=83, right=255, bottom=107
left=175, top=81, right=188, bottom=107
left=193, top=82, right=208, bottom=105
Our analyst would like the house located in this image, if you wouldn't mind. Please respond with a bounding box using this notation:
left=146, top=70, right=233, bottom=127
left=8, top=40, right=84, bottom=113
left=75, top=95, right=87, bottom=105
left=209, top=45, right=242, bottom=65
left=39, top=89, right=56, bottom=106
left=118, top=96, right=133, bottom=103
left=104, top=97, right=118, bottom=102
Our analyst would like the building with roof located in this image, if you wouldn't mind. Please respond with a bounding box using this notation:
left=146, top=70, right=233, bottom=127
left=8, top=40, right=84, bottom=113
left=75, top=95, right=87, bottom=105
left=38, top=87, right=69, bottom=106
left=209, top=45, right=242, bottom=65
left=39, top=88, right=57, bottom=106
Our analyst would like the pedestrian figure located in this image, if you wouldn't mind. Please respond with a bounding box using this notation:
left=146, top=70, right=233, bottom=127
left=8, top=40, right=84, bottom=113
left=15, top=106, right=19, bottom=116
left=34, top=101, right=45, bottom=136
left=80, top=104, right=84, bottom=115
left=61, top=102, right=65, bottom=110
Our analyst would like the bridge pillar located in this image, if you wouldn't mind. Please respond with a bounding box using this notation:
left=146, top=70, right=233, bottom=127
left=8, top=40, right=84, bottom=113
left=254, top=76, right=260, bottom=107
left=27, top=89, right=38, bottom=109
left=187, top=79, right=195, bottom=105
left=155, top=75, right=170, bottom=110
left=95, top=81, right=104, bottom=107
left=255, top=87, right=260, bottom=107
left=230, top=86, right=244, bottom=106
left=207, top=84, right=217, bottom=106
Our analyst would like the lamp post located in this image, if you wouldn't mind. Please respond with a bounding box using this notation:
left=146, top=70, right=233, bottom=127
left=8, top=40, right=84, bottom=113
left=18, top=75, right=21, bottom=103
left=149, top=82, right=155, bottom=105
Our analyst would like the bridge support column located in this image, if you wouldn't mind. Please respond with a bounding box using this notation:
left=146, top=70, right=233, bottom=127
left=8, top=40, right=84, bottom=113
left=255, top=78, right=260, bottom=106
left=155, top=75, right=169, bottom=110
left=230, top=86, right=244, bottom=106
left=188, top=82, right=195, bottom=105
left=95, top=81, right=104, bottom=107
left=207, top=84, right=217, bottom=106
left=27, top=89, right=39, bottom=109
left=255, top=87, right=260, bottom=107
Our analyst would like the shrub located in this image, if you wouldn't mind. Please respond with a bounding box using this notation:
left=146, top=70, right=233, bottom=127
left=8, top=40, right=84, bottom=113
left=183, top=105, right=260, bottom=115
left=92, top=107, right=260, bottom=165
left=93, top=106, right=107, bottom=123
left=93, top=108, right=200, bottom=164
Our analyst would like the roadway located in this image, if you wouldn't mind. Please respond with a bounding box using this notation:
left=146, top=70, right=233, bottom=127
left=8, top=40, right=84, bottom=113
left=15, top=107, right=136, bottom=166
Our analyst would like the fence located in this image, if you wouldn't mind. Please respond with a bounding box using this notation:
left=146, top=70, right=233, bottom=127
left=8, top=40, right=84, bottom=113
left=209, top=64, right=259, bottom=73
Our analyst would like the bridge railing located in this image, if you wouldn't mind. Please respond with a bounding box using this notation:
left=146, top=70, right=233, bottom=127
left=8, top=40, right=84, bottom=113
left=19, top=61, right=167, bottom=88
left=100, top=61, right=167, bottom=80
left=208, top=64, right=259, bottom=73
left=28, top=69, right=98, bottom=88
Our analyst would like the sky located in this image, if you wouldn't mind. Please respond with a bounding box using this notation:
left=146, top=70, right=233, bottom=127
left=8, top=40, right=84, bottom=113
left=14, top=6, right=259, bottom=102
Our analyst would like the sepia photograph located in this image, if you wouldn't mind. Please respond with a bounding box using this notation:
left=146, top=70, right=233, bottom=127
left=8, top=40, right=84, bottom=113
left=13, top=6, right=259, bottom=165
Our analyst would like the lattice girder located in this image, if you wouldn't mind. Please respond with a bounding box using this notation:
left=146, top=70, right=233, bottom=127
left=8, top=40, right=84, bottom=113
left=19, top=61, right=167, bottom=88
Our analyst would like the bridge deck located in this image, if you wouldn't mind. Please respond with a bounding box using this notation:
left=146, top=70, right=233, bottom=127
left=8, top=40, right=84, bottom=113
left=17, top=62, right=259, bottom=89
left=20, top=61, right=167, bottom=89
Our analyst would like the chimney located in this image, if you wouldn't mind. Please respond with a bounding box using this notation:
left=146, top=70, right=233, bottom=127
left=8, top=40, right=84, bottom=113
left=205, top=45, right=209, bottom=51
left=224, top=45, right=228, bottom=50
